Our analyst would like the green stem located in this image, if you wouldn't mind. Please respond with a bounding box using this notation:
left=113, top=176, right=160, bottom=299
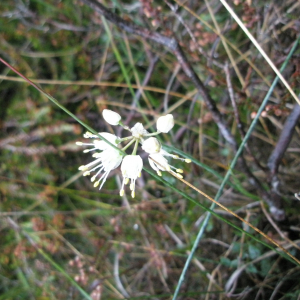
left=132, top=139, right=139, bottom=155
left=118, top=121, right=131, bottom=131
left=144, top=131, right=160, bottom=137
left=118, top=136, right=134, bottom=143
left=121, top=138, right=136, bottom=151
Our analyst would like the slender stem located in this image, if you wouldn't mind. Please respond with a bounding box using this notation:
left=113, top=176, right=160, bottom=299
left=118, top=121, right=131, bottom=131
left=118, top=136, right=134, bottom=143
left=121, top=138, right=136, bottom=151
left=143, top=132, right=160, bottom=137
left=132, top=139, right=139, bottom=155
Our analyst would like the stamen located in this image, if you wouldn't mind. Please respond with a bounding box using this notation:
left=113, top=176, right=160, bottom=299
left=130, top=183, right=134, bottom=190
left=185, top=159, right=192, bottom=163
left=131, top=191, right=135, bottom=198
left=91, top=176, right=96, bottom=182
left=78, top=165, right=87, bottom=171
left=76, top=142, right=83, bottom=146
left=83, top=171, right=90, bottom=176
left=176, top=169, right=183, bottom=173
left=157, top=171, right=162, bottom=176
left=176, top=173, right=183, bottom=179
left=83, top=131, right=94, bottom=138
left=99, top=170, right=110, bottom=190
left=89, top=164, right=104, bottom=174
left=125, top=178, right=129, bottom=185
left=94, top=181, right=100, bottom=187
left=120, top=189, right=125, bottom=196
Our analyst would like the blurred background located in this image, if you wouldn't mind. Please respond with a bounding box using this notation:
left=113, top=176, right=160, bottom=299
left=1, top=0, right=300, bottom=299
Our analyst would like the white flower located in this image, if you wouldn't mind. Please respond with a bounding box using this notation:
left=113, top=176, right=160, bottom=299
left=131, top=122, right=148, bottom=138
left=148, top=149, right=191, bottom=177
left=76, top=132, right=119, bottom=152
left=102, top=109, right=121, bottom=125
left=142, top=137, right=161, bottom=154
left=120, top=155, right=143, bottom=198
left=76, top=111, right=192, bottom=197
left=156, top=114, right=174, bottom=133
left=77, top=132, right=123, bottom=190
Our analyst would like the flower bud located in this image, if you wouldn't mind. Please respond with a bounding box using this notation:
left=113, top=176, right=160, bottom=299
left=156, top=114, right=174, bottom=133
left=142, top=137, right=161, bottom=154
left=102, top=109, right=121, bottom=125
left=131, top=122, right=148, bottom=138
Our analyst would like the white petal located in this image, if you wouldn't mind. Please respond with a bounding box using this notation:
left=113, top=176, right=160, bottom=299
left=149, top=153, right=170, bottom=171
left=102, top=109, right=121, bottom=125
left=157, top=114, right=174, bottom=133
left=148, top=156, right=159, bottom=172
left=94, top=132, right=119, bottom=150
left=131, top=122, right=148, bottom=138
left=121, top=155, right=143, bottom=179
left=142, top=137, right=161, bottom=154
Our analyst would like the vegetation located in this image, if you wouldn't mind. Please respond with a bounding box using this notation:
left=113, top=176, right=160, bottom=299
left=1, top=0, right=300, bottom=299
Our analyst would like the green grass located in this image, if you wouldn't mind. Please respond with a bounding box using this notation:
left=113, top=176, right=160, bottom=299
left=1, top=1, right=300, bottom=299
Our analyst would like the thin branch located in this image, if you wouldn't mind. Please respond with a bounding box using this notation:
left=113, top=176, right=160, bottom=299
left=114, top=252, right=130, bottom=298
left=267, top=104, right=300, bottom=215
left=224, top=63, right=266, bottom=171
left=268, top=104, right=300, bottom=176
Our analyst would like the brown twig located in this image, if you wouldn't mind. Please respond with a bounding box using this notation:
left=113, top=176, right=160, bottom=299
left=268, top=104, right=300, bottom=176
left=267, top=104, right=300, bottom=213
left=224, top=62, right=266, bottom=171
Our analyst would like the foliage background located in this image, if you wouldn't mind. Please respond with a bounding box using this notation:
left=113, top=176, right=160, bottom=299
left=1, top=0, right=300, bottom=299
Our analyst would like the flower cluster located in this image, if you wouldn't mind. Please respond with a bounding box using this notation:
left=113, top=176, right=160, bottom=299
left=76, top=110, right=191, bottom=198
